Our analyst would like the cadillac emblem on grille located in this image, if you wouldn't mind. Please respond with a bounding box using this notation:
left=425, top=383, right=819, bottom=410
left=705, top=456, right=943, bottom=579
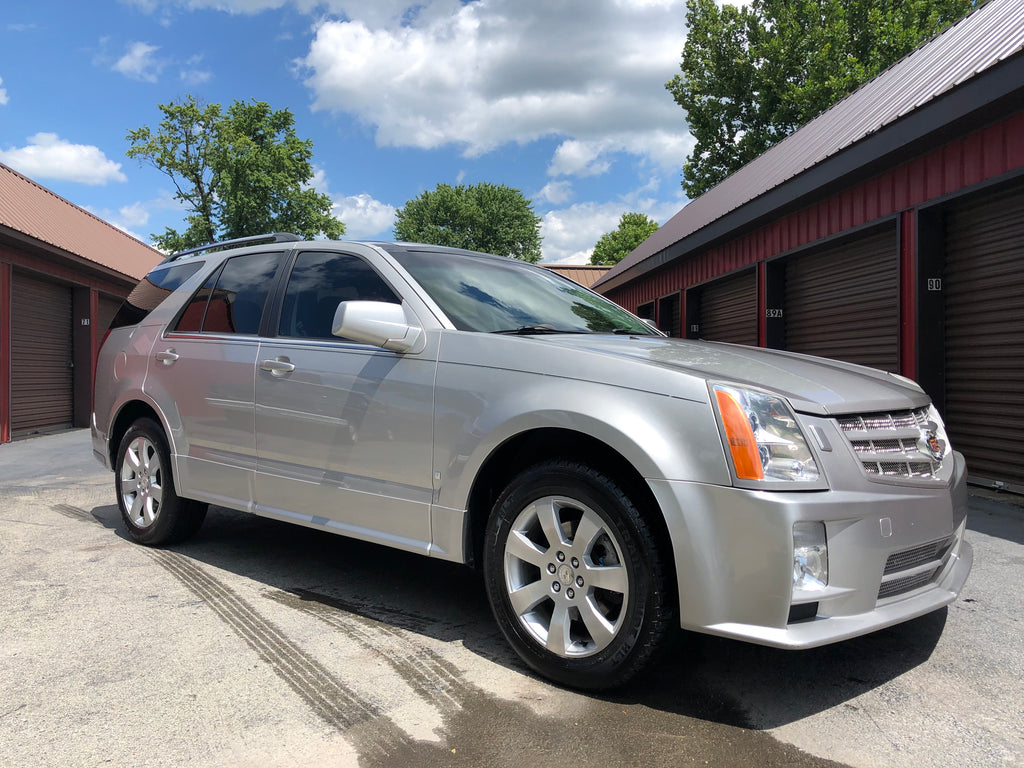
left=919, top=425, right=945, bottom=461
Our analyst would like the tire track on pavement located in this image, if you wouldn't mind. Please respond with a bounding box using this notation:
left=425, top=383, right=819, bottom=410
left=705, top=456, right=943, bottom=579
left=266, top=589, right=473, bottom=714
left=52, top=503, right=100, bottom=524
left=51, top=503, right=419, bottom=762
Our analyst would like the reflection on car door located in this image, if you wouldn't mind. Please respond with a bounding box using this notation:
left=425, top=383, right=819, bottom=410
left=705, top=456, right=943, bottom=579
left=150, top=250, right=283, bottom=509
left=253, top=250, right=437, bottom=553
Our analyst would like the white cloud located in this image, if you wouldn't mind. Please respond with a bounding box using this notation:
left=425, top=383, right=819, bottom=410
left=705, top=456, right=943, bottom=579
left=179, top=54, right=213, bottom=84
left=124, top=0, right=445, bottom=26
left=115, top=202, right=151, bottom=228
left=539, top=191, right=684, bottom=264
left=549, top=131, right=696, bottom=179
left=0, top=133, right=127, bottom=185
left=113, top=41, right=166, bottom=82
left=332, top=193, right=397, bottom=239
left=180, top=68, right=212, bottom=84
left=309, top=167, right=394, bottom=239
left=536, top=180, right=574, bottom=205
left=0, top=76, right=8, bottom=106
left=300, top=0, right=685, bottom=172
left=548, top=140, right=615, bottom=178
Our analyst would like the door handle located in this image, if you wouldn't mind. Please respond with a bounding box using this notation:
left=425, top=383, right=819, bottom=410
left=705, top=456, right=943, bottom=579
left=260, top=358, right=296, bottom=376
left=155, top=349, right=179, bottom=365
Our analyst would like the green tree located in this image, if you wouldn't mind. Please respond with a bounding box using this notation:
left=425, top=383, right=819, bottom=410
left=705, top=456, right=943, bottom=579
left=590, top=212, right=660, bottom=266
left=393, top=182, right=543, bottom=263
left=667, top=0, right=975, bottom=198
left=127, top=96, right=343, bottom=252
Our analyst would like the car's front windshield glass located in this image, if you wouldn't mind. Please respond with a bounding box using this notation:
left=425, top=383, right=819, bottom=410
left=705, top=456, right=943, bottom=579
left=391, top=249, right=658, bottom=335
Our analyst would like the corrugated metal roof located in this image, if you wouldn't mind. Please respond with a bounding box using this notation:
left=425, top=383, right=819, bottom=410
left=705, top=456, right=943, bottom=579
left=542, top=264, right=612, bottom=288
left=0, top=162, right=163, bottom=281
left=597, top=0, right=1024, bottom=289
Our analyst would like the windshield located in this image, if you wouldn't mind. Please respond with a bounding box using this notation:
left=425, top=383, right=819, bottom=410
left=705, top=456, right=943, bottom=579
left=391, top=250, right=658, bottom=335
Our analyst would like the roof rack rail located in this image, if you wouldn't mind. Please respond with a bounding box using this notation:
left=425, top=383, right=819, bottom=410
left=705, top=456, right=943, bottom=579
left=159, top=232, right=303, bottom=264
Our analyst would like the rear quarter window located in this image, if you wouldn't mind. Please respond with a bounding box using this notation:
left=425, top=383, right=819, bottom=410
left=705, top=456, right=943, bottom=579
left=108, top=262, right=204, bottom=330
left=173, top=251, right=282, bottom=335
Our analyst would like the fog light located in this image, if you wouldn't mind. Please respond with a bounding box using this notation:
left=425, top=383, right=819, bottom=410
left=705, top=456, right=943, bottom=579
left=793, top=521, right=828, bottom=596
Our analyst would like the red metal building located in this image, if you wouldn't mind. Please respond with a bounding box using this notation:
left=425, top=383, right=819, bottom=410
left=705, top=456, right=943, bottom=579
left=0, top=163, right=163, bottom=443
left=595, top=0, right=1024, bottom=492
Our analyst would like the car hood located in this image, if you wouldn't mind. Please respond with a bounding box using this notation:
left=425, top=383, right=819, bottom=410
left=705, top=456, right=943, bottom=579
left=541, top=335, right=930, bottom=416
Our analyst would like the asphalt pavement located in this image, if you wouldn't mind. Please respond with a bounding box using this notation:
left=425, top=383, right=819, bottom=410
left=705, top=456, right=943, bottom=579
left=1, top=430, right=1021, bottom=768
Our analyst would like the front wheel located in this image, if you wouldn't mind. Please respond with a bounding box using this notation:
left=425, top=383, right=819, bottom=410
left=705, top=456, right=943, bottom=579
left=115, top=418, right=207, bottom=546
left=483, top=461, right=673, bottom=690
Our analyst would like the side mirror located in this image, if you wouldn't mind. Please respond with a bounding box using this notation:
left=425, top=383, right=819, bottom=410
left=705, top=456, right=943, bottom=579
left=331, top=301, right=423, bottom=353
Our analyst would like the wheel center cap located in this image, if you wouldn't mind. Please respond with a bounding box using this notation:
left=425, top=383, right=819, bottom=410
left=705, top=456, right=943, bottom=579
left=557, top=564, right=574, bottom=586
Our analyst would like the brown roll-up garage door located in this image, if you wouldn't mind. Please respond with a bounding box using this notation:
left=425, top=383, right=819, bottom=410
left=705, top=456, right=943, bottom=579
left=784, top=228, right=898, bottom=371
left=658, top=293, right=681, bottom=337
left=944, top=184, right=1024, bottom=489
left=698, top=269, right=757, bottom=345
left=11, top=270, right=74, bottom=435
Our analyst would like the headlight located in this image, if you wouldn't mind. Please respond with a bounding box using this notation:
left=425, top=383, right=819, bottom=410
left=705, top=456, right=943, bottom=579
left=711, top=384, right=820, bottom=484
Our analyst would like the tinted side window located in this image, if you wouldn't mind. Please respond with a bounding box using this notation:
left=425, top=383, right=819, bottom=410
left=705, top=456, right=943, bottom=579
left=109, top=262, right=203, bottom=330
left=173, top=252, right=281, bottom=335
left=174, top=272, right=218, bottom=333
left=278, top=252, right=400, bottom=340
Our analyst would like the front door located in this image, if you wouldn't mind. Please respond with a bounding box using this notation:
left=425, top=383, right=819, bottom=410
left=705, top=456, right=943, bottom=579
left=253, top=250, right=436, bottom=552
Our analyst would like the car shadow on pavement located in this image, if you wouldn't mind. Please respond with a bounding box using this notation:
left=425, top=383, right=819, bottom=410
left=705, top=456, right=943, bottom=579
left=89, top=500, right=946, bottom=732
left=609, top=607, right=947, bottom=730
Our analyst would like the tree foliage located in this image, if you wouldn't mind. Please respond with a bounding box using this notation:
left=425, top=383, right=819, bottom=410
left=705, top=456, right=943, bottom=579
left=666, top=0, right=976, bottom=198
left=590, top=212, right=660, bottom=266
left=127, top=96, right=343, bottom=252
left=393, top=182, right=543, bottom=263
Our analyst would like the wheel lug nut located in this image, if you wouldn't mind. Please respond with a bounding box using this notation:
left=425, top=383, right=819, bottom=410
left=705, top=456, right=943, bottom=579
left=556, top=551, right=565, bottom=562
left=552, top=582, right=561, bottom=592
left=566, top=588, right=575, bottom=599
left=547, top=563, right=556, bottom=574
left=571, top=557, right=579, bottom=568
left=576, top=576, right=584, bottom=587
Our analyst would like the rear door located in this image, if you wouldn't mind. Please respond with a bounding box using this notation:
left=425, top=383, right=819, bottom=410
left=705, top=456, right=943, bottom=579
left=148, top=250, right=284, bottom=509
left=253, top=249, right=437, bottom=553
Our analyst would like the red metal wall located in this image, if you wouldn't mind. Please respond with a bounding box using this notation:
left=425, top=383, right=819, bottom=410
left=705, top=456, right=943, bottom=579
left=0, top=244, right=135, bottom=443
left=608, top=110, right=1024, bottom=317
left=0, top=262, right=10, bottom=443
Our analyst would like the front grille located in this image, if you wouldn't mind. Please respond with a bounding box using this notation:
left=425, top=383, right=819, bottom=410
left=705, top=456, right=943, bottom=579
left=883, top=536, right=954, bottom=575
left=836, top=406, right=946, bottom=481
left=877, top=535, right=957, bottom=600
left=878, top=570, right=937, bottom=600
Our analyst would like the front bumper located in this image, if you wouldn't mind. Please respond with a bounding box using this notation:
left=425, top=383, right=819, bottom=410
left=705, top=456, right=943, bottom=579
left=648, top=450, right=972, bottom=649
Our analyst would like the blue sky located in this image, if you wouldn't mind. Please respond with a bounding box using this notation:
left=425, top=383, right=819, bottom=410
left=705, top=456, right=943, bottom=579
left=0, top=0, right=694, bottom=263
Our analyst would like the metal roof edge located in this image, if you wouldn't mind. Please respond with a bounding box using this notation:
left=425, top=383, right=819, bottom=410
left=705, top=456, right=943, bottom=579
left=0, top=161, right=163, bottom=258
left=595, top=50, right=1024, bottom=295
left=0, top=225, right=148, bottom=287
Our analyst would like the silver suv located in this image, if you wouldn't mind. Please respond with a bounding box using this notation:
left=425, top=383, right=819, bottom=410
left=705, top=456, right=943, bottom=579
left=92, top=234, right=972, bottom=689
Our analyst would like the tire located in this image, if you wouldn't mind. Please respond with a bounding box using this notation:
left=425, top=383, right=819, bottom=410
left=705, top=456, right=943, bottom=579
left=115, top=418, right=207, bottom=546
left=483, top=460, right=673, bottom=690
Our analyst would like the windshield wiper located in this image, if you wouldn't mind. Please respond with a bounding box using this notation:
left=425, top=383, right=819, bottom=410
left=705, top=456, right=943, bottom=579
left=491, top=326, right=587, bottom=335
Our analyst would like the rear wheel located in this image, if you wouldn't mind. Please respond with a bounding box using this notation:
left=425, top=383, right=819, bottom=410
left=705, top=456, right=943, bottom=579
left=483, top=460, right=672, bottom=690
left=115, top=418, right=206, bottom=545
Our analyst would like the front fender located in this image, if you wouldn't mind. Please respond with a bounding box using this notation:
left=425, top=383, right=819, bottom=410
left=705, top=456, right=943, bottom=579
left=431, top=362, right=731, bottom=513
